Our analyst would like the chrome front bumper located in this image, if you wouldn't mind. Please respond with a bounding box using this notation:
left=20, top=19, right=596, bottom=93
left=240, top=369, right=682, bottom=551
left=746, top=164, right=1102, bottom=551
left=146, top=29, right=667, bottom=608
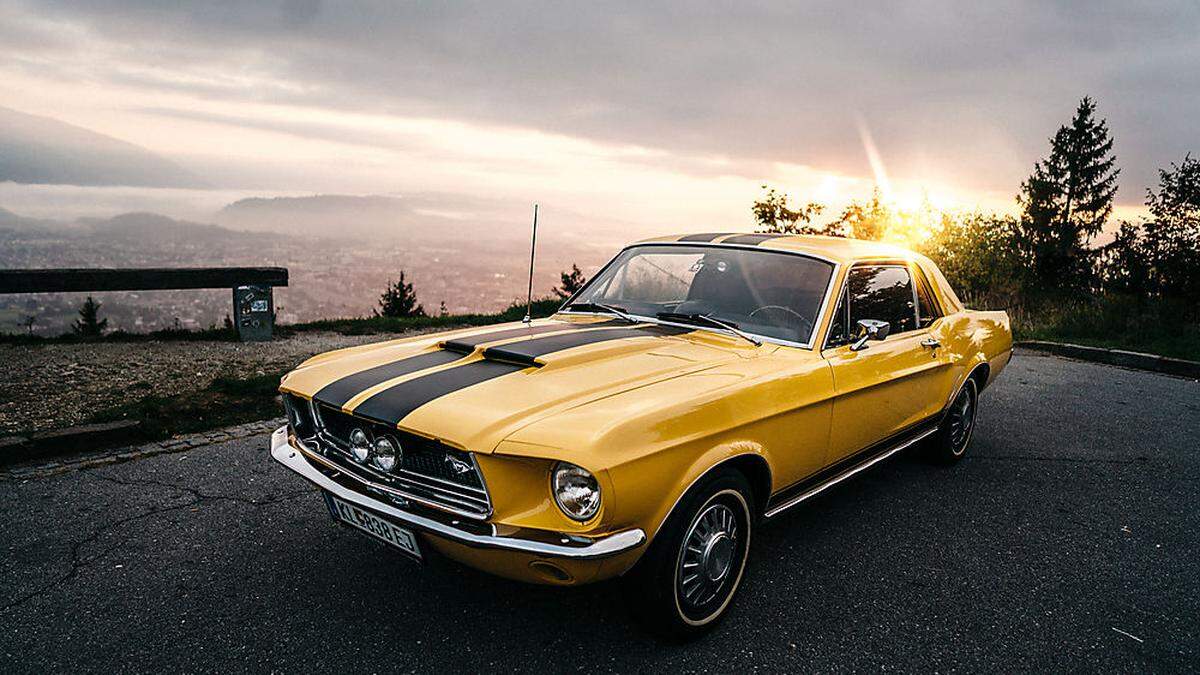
left=270, top=426, right=645, bottom=560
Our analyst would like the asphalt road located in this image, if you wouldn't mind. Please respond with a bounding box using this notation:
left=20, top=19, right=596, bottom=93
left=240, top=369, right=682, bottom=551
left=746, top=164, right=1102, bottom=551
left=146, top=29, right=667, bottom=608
left=2, top=349, right=1197, bottom=672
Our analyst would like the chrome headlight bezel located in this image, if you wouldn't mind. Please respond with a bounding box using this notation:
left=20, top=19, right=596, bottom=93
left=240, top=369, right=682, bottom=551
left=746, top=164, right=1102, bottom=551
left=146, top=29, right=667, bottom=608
left=551, top=461, right=602, bottom=522
left=371, top=435, right=400, bottom=472
left=348, top=428, right=371, bottom=464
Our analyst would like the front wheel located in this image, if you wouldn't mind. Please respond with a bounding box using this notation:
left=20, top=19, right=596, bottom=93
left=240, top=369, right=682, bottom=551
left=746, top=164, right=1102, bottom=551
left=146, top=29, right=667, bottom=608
left=927, top=378, right=979, bottom=464
left=623, top=470, right=753, bottom=639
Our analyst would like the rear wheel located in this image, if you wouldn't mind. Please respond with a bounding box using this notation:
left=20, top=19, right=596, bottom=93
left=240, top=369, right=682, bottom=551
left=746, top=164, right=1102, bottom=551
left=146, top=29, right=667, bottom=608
left=623, top=470, right=753, bottom=639
left=927, top=378, right=978, bottom=464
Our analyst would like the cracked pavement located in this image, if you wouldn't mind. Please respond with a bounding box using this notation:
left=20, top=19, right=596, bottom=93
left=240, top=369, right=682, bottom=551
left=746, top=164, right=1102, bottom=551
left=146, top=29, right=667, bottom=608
left=1, top=349, right=1197, bottom=672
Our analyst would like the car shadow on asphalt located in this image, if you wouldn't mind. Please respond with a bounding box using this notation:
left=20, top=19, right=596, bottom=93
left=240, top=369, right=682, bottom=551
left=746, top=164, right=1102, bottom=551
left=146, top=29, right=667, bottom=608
left=280, top=445, right=947, bottom=652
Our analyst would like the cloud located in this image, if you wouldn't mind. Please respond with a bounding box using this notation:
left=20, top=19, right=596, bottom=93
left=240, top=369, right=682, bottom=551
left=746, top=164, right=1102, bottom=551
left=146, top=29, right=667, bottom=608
left=1, top=0, right=1198, bottom=203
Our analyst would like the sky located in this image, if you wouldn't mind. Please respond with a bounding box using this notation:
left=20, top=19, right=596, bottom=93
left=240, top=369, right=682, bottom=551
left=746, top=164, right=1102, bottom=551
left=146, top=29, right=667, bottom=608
left=2, top=0, right=1198, bottom=234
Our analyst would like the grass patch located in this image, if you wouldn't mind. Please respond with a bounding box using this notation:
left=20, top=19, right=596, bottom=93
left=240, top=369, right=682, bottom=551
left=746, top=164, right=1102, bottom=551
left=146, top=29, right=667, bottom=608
left=1012, top=294, right=1200, bottom=361
left=87, top=370, right=287, bottom=443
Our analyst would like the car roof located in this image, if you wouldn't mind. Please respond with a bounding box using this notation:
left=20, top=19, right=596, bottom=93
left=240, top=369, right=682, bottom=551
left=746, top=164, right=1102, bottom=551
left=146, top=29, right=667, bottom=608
left=633, top=233, right=921, bottom=264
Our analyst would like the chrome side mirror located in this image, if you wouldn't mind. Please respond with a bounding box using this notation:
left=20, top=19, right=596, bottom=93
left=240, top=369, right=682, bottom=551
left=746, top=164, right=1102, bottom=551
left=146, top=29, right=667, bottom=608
left=850, top=319, right=890, bottom=351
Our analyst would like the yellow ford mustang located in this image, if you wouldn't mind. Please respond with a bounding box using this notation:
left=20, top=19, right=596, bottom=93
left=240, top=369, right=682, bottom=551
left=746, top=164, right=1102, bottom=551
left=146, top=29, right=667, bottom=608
left=270, top=233, right=1012, bottom=636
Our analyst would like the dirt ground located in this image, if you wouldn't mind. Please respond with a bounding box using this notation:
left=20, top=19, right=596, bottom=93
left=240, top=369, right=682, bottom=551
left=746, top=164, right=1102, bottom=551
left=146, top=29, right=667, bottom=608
left=0, top=330, right=437, bottom=436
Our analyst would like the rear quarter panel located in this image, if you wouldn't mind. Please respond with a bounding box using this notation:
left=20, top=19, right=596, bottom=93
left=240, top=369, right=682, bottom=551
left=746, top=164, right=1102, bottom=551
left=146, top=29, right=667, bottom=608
left=936, top=308, right=1012, bottom=406
left=918, top=255, right=1012, bottom=398
left=970, top=309, right=1013, bottom=388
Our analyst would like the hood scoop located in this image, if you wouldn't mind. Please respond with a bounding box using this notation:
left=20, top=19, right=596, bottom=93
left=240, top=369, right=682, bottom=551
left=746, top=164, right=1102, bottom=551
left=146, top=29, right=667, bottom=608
left=440, top=323, right=690, bottom=368
left=479, top=344, right=542, bottom=367
left=437, top=341, right=541, bottom=367
left=440, top=340, right=476, bottom=355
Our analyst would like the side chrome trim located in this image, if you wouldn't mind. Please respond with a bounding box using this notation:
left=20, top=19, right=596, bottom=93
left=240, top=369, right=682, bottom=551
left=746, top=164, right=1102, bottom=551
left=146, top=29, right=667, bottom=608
left=763, top=426, right=938, bottom=519
left=270, top=427, right=646, bottom=560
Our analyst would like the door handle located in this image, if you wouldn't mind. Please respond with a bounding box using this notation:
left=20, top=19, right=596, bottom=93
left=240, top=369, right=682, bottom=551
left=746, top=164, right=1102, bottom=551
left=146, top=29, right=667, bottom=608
left=920, top=338, right=941, bottom=349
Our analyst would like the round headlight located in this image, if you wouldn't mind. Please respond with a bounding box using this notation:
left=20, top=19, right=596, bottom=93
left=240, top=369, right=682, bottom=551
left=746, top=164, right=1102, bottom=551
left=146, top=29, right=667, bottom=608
left=552, top=462, right=601, bottom=521
left=371, top=436, right=400, bottom=472
left=349, top=428, right=370, bottom=463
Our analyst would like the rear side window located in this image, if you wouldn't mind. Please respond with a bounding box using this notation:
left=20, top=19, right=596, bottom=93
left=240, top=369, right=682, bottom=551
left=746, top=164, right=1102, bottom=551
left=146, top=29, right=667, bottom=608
left=825, top=265, right=917, bottom=347
left=913, top=264, right=943, bottom=328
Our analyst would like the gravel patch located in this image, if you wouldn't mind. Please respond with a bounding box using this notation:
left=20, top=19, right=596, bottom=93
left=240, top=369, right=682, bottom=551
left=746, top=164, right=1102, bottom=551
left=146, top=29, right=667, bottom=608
left=0, top=329, right=444, bottom=435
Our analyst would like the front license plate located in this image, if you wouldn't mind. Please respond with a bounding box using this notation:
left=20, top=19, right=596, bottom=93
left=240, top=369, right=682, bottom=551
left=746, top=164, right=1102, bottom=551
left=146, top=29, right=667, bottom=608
left=325, top=493, right=422, bottom=561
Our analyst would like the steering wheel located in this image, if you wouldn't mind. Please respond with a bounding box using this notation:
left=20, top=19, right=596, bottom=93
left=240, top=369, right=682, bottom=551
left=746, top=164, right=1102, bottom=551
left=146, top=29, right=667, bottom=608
left=749, top=305, right=812, bottom=339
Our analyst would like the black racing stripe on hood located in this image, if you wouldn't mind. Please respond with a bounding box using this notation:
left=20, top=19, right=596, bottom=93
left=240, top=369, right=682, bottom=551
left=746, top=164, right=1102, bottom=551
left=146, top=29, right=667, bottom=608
left=350, top=324, right=691, bottom=425
left=678, top=232, right=733, bottom=242
left=722, top=233, right=788, bottom=245
left=352, top=359, right=528, bottom=426
left=481, top=324, right=690, bottom=365
left=441, top=320, right=618, bottom=353
left=313, top=349, right=465, bottom=408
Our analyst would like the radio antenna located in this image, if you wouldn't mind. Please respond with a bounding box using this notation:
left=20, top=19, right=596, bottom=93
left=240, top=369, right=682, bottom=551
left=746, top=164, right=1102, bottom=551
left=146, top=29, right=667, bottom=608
left=522, top=203, right=539, bottom=324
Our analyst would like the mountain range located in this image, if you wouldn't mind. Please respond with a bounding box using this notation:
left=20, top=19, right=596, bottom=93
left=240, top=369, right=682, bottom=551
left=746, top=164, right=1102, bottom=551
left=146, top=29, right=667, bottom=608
left=0, top=106, right=201, bottom=188
left=0, top=107, right=633, bottom=245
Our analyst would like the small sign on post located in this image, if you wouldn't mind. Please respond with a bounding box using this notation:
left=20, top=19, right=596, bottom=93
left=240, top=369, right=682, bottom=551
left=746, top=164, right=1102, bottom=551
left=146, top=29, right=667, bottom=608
left=233, top=285, right=274, bottom=341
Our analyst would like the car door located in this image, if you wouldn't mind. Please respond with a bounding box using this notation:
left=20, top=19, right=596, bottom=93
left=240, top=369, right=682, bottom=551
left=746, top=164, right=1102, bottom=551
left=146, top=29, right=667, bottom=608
left=821, top=262, right=955, bottom=466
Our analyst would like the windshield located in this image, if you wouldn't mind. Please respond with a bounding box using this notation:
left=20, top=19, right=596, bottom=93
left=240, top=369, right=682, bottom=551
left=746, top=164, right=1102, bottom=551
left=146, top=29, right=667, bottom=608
left=564, top=244, right=835, bottom=345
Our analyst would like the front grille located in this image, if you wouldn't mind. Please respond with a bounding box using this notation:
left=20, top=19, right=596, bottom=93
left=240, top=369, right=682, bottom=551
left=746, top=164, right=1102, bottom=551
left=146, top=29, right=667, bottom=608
left=289, top=399, right=491, bottom=519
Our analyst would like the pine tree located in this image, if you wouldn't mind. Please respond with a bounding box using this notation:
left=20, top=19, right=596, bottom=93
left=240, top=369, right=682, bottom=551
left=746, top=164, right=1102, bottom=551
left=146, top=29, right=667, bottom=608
left=1016, top=97, right=1120, bottom=289
left=376, top=272, right=425, bottom=318
left=72, top=296, right=108, bottom=337
left=553, top=264, right=587, bottom=300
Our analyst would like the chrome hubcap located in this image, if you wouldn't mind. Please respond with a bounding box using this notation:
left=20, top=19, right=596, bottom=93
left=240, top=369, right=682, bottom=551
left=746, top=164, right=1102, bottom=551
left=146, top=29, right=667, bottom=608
left=948, top=387, right=975, bottom=453
left=679, top=503, right=738, bottom=609
left=702, top=532, right=734, bottom=582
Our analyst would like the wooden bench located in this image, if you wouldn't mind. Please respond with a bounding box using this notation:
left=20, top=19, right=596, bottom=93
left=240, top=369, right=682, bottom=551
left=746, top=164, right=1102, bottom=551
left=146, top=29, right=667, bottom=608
left=0, top=267, right=289, bottom=341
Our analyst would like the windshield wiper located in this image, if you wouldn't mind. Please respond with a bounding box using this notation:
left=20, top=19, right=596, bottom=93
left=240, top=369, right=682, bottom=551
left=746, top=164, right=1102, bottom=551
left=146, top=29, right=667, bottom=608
left=655, top=312, right=762, bottom=346
left=564, top=301, right=637, bottom=323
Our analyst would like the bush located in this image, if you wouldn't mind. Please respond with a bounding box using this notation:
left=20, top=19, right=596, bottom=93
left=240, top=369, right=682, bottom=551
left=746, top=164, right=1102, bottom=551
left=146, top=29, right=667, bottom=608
left=917, top=213, right=1023, bottom=310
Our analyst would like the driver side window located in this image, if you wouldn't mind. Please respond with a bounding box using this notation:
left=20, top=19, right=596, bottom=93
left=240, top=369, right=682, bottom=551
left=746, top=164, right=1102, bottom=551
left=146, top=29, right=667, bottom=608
left=825, top=265, right=918, bottom=347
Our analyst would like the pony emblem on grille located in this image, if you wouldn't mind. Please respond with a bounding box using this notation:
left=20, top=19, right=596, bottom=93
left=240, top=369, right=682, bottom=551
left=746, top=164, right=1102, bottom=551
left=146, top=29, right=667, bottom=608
left=444, top=455, right=473, bottom=475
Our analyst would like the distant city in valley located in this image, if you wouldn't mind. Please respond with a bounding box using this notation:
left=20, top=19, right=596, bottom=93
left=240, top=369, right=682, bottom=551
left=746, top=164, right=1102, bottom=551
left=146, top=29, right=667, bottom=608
left=0, top=197, right=625, bottom=335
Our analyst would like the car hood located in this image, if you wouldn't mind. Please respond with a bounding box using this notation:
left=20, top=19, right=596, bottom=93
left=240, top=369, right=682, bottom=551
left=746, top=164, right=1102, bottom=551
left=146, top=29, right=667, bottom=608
left=280, top=318, right=758, bottom=454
